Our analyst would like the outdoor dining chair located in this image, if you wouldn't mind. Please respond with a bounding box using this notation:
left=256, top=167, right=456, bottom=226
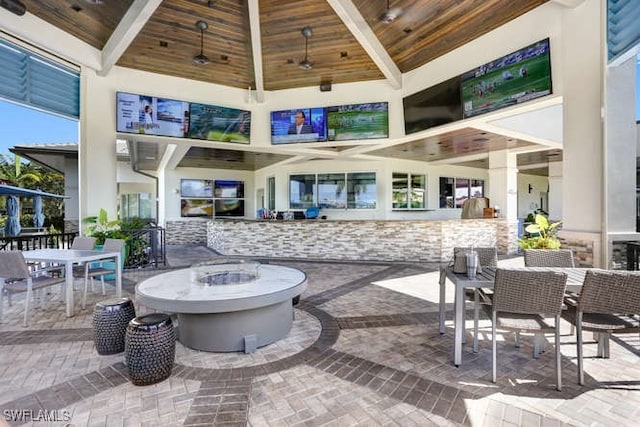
left=562, top=270, right=640, bottom=385
left=477, top=268, right=568, bottom=391
left=71, top=236, right=97, bottom=250
left=0, top=250, right=66, bottom=326
left=80, top=238, right=125, bottom=309
left=524, top=249, right=575, bottom=268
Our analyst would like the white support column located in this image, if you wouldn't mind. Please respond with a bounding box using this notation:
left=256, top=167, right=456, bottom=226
left=488, top=150, right=518, bottom=221
left=548, top=161, right=563, bottom=221
left=559, top=0, right=604, bottom=266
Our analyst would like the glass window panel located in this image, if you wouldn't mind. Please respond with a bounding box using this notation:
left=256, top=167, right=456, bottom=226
left=289, top=174, right=316, bottom=209
left=267, top=176, right=275, bottom=210
left=410, top=174, right=426, bottom=209
left=455, top=178, right=469, bottom=208
left=439, top=177, right=455, bottom=208
left=470, top=179, right=484, bottom=198
left=347, top=172, right=376, bottom=209
left=392, top=172, right=408, bottom=209
left=317, top=173, right=346, bottom=209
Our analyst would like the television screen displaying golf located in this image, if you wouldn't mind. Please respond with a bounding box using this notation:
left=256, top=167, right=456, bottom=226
left=326, top=102, right=388, bottom=141
left=460, top=38, right=551, bottom=119
left=188, top=103, right=251, bottom=143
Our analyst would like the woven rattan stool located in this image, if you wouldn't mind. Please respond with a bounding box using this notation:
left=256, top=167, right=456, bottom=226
left=92, top=297, right=136, bottom=355
left=125, top=313, right=176, bottom=386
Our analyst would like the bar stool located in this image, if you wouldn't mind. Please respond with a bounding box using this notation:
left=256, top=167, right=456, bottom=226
left=92, top=297, right=136, bottom=355
left=125, top=313, right=176, bottom=386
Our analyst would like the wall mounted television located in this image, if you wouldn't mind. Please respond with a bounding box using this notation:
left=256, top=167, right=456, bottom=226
left=326, top=102, right=389, bottom=141
left=214, top=180, right=244, bottom=198
left=181, top=199, right=214, bottom=217
left=403, top=77, right=463, bottom=134
left=460, top=38, right=552, bottom=119
left=188, top=103, right=251, bottom=143
left=116, top=92, right=189, bottom=137
left=270, top=108, right=327, bottom=144
left=180, top=179, right=213, bottom=198
left=215, top=199, right=245, bottom=217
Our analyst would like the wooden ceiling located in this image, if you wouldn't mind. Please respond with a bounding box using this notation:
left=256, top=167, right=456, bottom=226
left=20, top=0, right=547, bottom=91
left=14, top=0, right=563, bottom=172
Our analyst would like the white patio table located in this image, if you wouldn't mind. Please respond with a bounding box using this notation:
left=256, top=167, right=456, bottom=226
left=443, top=266, right=588, bottom=366
left=23, top=248, right=122, bottom=317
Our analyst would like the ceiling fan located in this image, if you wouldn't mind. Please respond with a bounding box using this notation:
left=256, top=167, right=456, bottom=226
left=380, top=0, right=403, bottom=24
left=299, top=26, right=313, bottom=70
left=193, top=20, right=210, bottom=65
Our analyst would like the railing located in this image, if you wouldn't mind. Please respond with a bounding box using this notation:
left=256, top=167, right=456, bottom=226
left=0, top=227, right=166, bottom=270
left=121, top=226, right=166, bottom=269
left=0, top=232, right=78, bottom=251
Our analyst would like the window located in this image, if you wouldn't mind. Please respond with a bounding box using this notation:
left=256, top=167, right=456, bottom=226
left=439, top=177, right=484, bottom=208
left=318, top=173, right=346, bottom=208
left=267, top=176, right=275, bottom=210
left=289, top=174, right=316, bottom=209
left=392, top=173, right=426, bottom=209
left=348, top=172, right=376, bottom=209
left=289, top=172, right=377, bottom=209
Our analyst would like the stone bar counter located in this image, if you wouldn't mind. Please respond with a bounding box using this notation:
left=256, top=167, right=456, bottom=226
left=207, top=218, right=518, bottom=263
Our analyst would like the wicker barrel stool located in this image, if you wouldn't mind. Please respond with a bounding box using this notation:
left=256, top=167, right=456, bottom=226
left=125, top=313, right=176, bottom=386
left=92, top=298, right=136, bottom=355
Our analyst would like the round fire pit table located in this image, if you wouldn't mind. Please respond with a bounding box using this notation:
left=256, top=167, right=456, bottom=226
left=135, top=260, right=307, bottom=353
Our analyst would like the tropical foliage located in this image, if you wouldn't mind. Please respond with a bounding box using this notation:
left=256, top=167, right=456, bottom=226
left=518, top=214, right=562, bottom=249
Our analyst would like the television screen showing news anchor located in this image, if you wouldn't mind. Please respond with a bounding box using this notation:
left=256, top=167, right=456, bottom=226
left=270, top=107, right=326, bottom=144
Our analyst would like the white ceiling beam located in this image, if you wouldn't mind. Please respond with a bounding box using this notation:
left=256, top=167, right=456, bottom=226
left=99, top=0, right=162, bottom=76
left=327, top=0, right=402, bottom=90
left=550, top=0, right=586, bottom=8
left=248, top=0, right=265, bottom=103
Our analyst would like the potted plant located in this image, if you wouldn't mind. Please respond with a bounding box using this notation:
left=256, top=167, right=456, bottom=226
left=518, top=214, right=562, bottom=249
left=82, top=208, right=126, bottom=245
left=83, top=209, right=128, bottom=277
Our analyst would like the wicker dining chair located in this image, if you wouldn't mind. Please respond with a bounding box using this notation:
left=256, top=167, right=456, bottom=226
left=478, top=268, right=568, bottom=391
left=562, top=270, right=640, bottom=385
left=438, top=246, right=498, bottom=344
left=524, top=249, right=575, bottom=268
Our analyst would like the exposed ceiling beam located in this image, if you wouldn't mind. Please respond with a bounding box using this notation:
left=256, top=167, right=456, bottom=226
left=99, top=0, right=162, bottom=76
left=550, top=0, right=586, bottom=8
left=247, top=0, right=265, bottom=103
left=327, top=0, right=402, bottom=90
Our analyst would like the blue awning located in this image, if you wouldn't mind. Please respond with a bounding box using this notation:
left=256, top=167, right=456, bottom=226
left=0, top=184, right=67, bottom=198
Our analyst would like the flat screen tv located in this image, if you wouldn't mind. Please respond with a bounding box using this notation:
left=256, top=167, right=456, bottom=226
left=181, top=199, right=213, bottom=217
left=180, top=179, right=213, bottom=198
left=214, top=180, right=244, bottom=198
left=326, top=102, right=389, bottom=141
left=270, top=108, right=327, bottom=144
left=188, top=103, right=251, bottom=143
left=460, top=38, right=552, bottom=119
left=215, top=199, right=245, bottom=217
left=116, top=92, right=189, bottom=137
left=403, top=76, right=463, bottom=134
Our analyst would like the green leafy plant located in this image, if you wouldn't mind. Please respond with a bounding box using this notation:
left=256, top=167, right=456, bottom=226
left=83, top=208, right=126, bottom=245
left=518, top=214, right=562, bottom=249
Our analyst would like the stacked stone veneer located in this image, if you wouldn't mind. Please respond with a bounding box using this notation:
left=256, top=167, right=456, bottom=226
left=560, top=238, right=594, bottom=267
left=166, top=219, right=209, bottom=245
left=206, top=218, right=517, bottom=262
